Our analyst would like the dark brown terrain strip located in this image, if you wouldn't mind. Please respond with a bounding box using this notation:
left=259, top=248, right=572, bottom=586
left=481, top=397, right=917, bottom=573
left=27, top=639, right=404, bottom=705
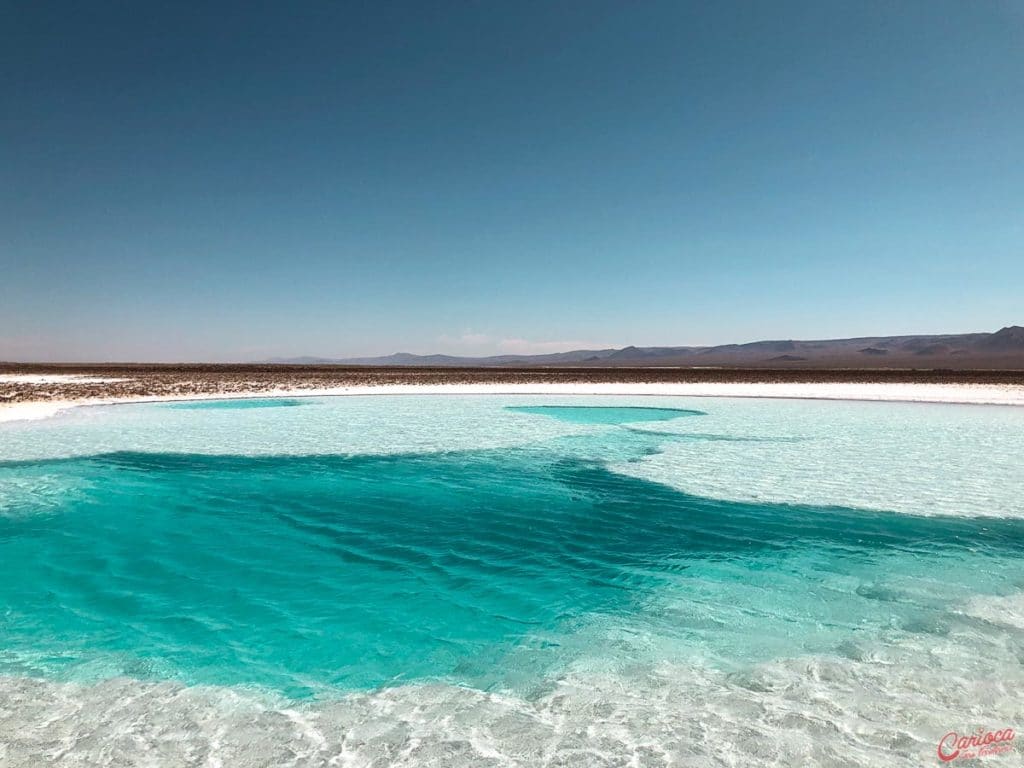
left=2, top=364, right=1022, bottom=405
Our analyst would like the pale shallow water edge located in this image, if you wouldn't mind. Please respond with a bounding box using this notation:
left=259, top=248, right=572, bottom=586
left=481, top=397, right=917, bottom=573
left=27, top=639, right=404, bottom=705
left=3, top=590, right=1023, bottom=768
left=3, top=394, right=1022, bottom=518
left=3, top=380, right=1024, bottom=424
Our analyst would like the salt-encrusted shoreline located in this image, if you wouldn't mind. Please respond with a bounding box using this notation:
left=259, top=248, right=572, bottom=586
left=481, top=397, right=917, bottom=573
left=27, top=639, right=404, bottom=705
left=3, top=379, right=1024, bottom=423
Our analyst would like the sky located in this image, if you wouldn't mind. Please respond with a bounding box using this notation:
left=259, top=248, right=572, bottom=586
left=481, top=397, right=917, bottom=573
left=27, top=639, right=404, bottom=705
left=2, top=1, right=1023, bottom=362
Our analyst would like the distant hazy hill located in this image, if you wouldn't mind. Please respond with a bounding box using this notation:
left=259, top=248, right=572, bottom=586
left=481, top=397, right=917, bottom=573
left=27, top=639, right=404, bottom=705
left=265, top=326, right=1024, bottom=369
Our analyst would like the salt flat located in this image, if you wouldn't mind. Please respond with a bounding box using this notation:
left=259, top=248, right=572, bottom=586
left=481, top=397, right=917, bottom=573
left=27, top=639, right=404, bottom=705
left=2, top=379, right=1024, bottom=423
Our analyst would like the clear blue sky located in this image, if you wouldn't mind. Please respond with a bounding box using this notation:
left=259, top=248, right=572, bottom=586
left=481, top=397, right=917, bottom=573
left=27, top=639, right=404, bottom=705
left=2, top=1, right=1022, bottom=361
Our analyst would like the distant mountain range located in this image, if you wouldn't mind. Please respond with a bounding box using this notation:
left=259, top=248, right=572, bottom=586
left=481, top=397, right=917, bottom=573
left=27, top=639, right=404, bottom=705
left=265, top=326, right=1024, bottom=369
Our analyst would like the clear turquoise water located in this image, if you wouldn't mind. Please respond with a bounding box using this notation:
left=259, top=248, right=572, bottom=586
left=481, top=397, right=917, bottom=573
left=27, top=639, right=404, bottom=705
left=163, top=397, right=306, bottom=410
left=1, top=397, right=1022, bottom=766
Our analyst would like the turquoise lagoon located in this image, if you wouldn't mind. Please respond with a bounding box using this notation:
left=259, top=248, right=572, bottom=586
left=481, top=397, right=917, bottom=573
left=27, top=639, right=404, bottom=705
left=1, top=395, right=1023, bottom=766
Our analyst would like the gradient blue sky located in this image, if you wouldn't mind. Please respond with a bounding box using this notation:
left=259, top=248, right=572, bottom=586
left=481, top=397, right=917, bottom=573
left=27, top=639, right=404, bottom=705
left=3, top=1, right=1023, bottom=361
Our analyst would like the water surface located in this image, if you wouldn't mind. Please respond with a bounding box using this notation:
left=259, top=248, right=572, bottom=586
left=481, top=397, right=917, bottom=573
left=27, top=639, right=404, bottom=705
left=1, top=397, right=1021, bottom=766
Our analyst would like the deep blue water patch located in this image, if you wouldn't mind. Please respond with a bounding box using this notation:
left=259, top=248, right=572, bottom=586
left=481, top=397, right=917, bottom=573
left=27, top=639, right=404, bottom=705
left=506, top=405, right=705, bottom=424
left=164, top=398, right=307, bottom=410
left=621, top=427, right=804, bottom=442
left=1, top=443, right=1022, bottom=699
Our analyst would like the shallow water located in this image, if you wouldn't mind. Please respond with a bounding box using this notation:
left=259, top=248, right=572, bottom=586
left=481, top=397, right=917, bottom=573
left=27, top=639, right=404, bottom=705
left=163, top=397, right=307, bottom=410
left=504, top=405, right=705, bottom=424
left=1, top=396, right=1022, bottom=766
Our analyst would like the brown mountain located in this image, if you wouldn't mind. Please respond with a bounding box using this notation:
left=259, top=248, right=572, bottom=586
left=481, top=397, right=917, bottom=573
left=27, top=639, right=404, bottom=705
left=269, top=326, right=1024, bottom=370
